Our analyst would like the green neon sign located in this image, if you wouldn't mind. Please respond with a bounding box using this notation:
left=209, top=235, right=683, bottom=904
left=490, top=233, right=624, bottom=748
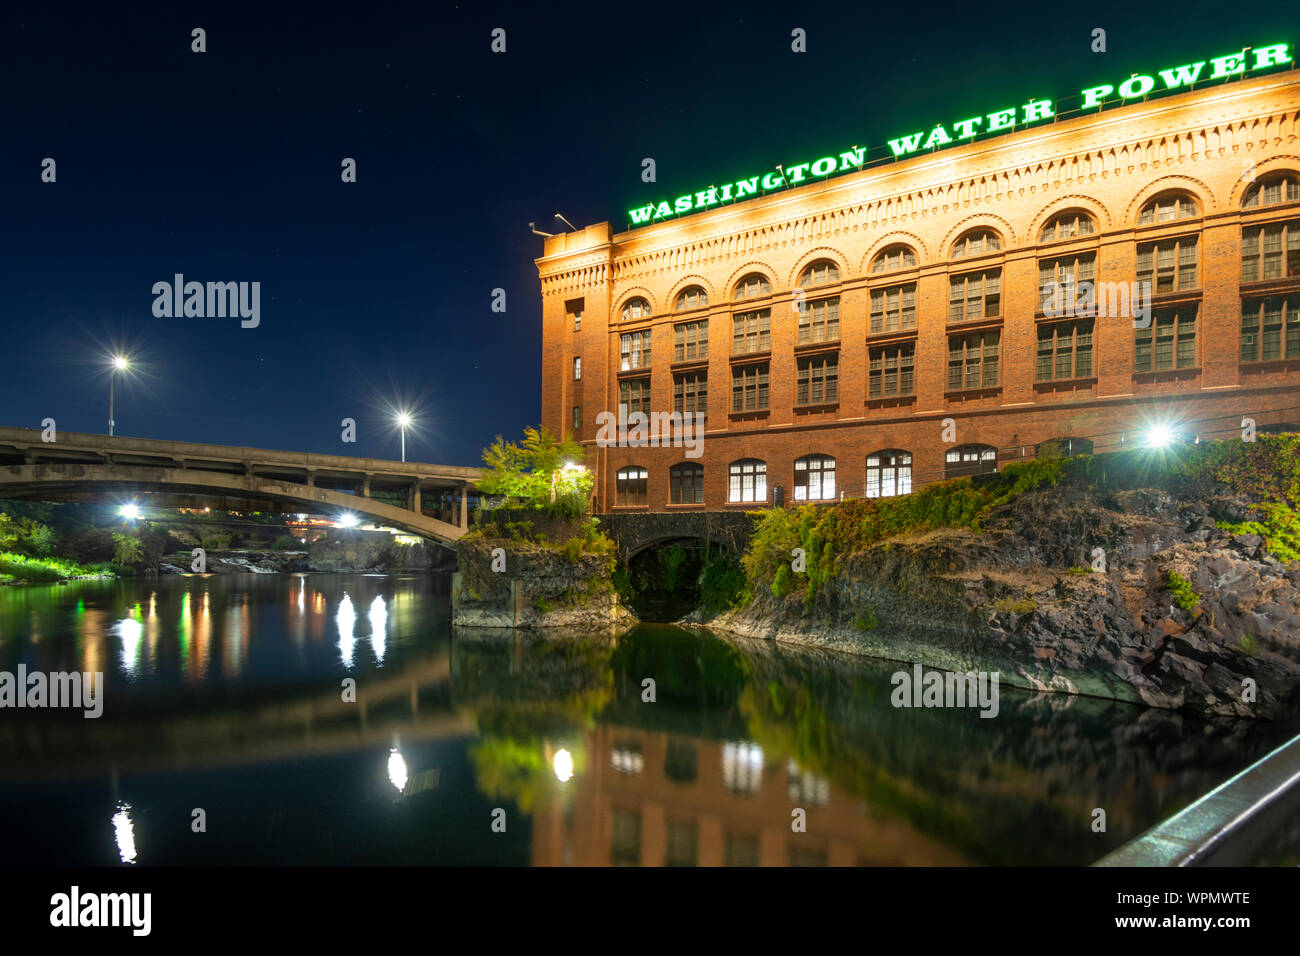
left=629, top=42, right=1292, bottom=226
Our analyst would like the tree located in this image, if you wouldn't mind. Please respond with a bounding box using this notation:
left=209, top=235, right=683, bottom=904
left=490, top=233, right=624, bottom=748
left=112, top=533, right=144, bottom=567
left=479, top=426, right=593, bottom=513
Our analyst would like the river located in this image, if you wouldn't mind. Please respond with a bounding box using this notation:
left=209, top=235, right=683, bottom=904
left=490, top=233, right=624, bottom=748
left=0, top=572, right=1290, bottom=865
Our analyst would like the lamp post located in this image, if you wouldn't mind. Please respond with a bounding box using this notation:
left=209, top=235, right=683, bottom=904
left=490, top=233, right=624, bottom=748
left=396, top=412, right=412, bottom=463
left=109, top=355, right=129, bottom=436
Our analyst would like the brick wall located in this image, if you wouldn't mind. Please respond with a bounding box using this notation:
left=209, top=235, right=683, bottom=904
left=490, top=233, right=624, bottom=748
left=536, top=71, right=1300, bottom=512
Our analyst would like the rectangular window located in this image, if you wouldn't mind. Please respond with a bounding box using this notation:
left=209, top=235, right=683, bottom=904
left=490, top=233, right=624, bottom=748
left=572, top=405, right=580, bottom=432
left=566, top=297, right=584, bottom=332
left=669, top=465, right=704, bottom=504
left=1038, top=254, right=1096, bottom=315
left=573, top=356, right=581, bottom=380
left=1242, top=221, right=1300, bottom=282
left=949, top=270, right=1001, bottom=321
left=731, top=364, right=769, bottom=412
left=796, top=354, right=838, bottom=406
left=673, top=319, right=709, bottom=362
left=948, top=331, right=1001, bottom=390
left=1137, top=237, right=1198, bottom=294
left=620, top=330, right=652, bottom=371
left=1135, top=306, right=1198, bottom=371
left=732, top=309, right=771, bottom=355
left=1036, top=320, right=1094, bottom=381
left=673, top=372, right=707, bottom=415
left=619, top=378, right=651, bottom=414
left=868, top=342, right=916, bottom=398
left=1241, top=295, right=1300, bottom=362
left=870, top=284, right=916, bottom=333
left=728, top=463, right=766, bottom=503
left=797, top=296, right=840, bottom=344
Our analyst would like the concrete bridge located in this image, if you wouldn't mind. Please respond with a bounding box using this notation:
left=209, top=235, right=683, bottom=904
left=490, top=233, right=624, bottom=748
left=0, top=427, right=481, bottom=544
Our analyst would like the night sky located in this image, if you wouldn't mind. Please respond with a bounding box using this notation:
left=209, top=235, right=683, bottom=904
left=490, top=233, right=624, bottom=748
left=2, top=1, right=1293, bottom=466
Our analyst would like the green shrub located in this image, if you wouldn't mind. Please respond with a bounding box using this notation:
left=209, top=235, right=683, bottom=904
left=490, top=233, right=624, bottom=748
left=113, top=533, right=144, bottom=567
left=272, top=534, right=299, bottom=550
left=559, top=537, right=584, bottom=563
left=699, top=553, right=746, bottom=613
left=1166, top=571, right=1201, bottom=612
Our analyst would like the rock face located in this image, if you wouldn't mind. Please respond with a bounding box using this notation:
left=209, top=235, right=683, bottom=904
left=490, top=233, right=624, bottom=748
left=712, top=478, right=1300, bottom=719
left=452, top=537, right=632, bottom=629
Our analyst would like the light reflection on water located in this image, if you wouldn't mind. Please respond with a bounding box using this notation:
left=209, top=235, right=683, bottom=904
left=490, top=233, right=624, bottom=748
left=0, top=572, right=1294, bottom=866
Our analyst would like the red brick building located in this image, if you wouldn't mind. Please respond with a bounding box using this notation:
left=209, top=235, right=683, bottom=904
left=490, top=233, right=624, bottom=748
left=536, top=68, right=1300, bottom=513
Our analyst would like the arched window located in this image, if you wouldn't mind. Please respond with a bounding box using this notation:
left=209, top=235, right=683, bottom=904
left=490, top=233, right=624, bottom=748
left=675, top=286, right=709, bottom=311
left=1138, top=192, right=1198, bottom=225
left=1039, top=211, right=1096, bottom=243
left=1035, top=438, right=1093, bottom=459
left=793, top=454, right=836, bottom=501
left=945, top=444, right=998, bottom=478
left=670, top=463, right=704, bottom=504
left=951, top=229, right=1001, bottom=260
left=728, top=459, right=766, bottom=503
left=733, top=273, right=771, bottom=301
left=871, top=245, right=918, bottom=274
left=799, top=260, right=840, bottom=288
left=866, top=450, right=912, bottom=498
left=1243, top=172, right=1300, bottom=209
left=621, top=297, right=651, bottom=322
left=616, top=466, right=648, bottom=506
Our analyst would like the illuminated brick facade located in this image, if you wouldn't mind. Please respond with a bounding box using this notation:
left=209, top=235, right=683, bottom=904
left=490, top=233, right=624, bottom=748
left=536, top=70, right=1300, bottom=513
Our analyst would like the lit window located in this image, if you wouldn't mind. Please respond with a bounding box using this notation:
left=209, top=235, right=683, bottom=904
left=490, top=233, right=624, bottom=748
left=572, top=356, right=581, bottom=379
left=722, top=741, right=764, bottom=794
left=866, top=450, right=912, bottom=498
left=793, top=455, right=836, bottom=501
left=728, top=460, right=766, bottom=503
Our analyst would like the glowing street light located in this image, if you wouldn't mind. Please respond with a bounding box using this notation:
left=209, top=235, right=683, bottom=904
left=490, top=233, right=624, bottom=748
left=1144, top=424, right=1176, bottom=449
left=338, top=512, right=359, bottom=528
left=119, top=503, right=140, bottom=521
left=108, top=354, right=130, bottom=436
left=395, top=411, right=412, bottom=463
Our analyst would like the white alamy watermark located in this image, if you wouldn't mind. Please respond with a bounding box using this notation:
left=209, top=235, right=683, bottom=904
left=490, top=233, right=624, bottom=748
left=1042, top=280, right=1152, bottom=327
left=594, top=405, right=704, bottom=458
left=890, top=663, right=999, bottom=718
left=0, top=666, right=103, bottom=718
left=50, top=886, right=151, bottom=936
left=152, top=274, right=260, bottom=328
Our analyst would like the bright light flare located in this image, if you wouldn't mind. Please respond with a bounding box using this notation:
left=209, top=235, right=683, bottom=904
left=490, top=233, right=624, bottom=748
left=1145, top=424, right=1176, bottom=449
left=388, top=749, right=409, bottom=793
left=119, top=503, right=140, bottom=520
left=338, top=513, right=359, bottom=528
left=111, top=355, right=129, bottom=371
left=553, top=748, right=574, bottom=783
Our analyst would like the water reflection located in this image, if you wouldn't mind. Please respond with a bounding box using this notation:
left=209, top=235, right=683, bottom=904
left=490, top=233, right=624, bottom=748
left=337, top=593, right=357, bottom=666
left=112, top=802, right=137, bottom=864
left=0, top=577, right=1296, bottom=866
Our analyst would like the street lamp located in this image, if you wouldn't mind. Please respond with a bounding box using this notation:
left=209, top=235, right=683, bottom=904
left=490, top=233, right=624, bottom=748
left=108, top=354, right=129, bottom=436
left=395, top=411, right=412, bottom=463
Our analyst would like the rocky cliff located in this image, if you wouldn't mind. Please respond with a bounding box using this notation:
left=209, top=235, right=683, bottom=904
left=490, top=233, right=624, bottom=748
left=708, top=441, right=1300, bottom=719
left=452, top=527, right=632, bottom=629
